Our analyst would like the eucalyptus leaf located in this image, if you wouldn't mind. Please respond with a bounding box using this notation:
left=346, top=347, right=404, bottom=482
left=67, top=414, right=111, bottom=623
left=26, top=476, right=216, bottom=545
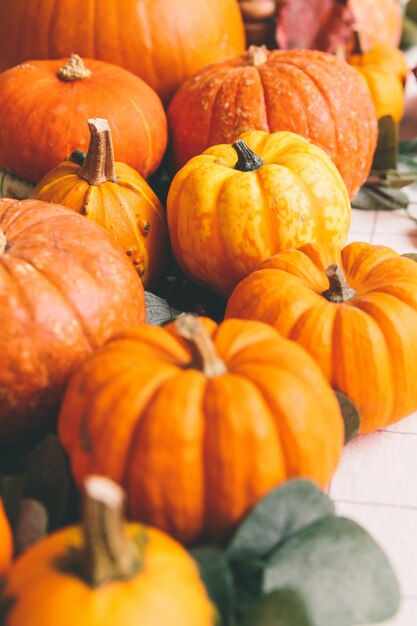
left=242, top=589, right=313, bottom=626
left=400, top=15, right=417, bottom=49
left=401, top=252, right=417, bottom=263
left=398, top=138, right=417, bottom=156
left=369, top=170, right=417, bottom=189
left=14, top=498, right=48, bottom=555
left=263, top=516, right=400, bottom=626
left=0, top=475, right=25, bottom=528
left=334, top=391, right=361, bottom=444
left=352, top=185, right=409, bottom=212
left=227, top=480, right=335, bottom=561
left=145, top=291, right=183, bottom=326
left=190, top=546, right=235, bottom=626
left=372, top=116, right=398, bottom=171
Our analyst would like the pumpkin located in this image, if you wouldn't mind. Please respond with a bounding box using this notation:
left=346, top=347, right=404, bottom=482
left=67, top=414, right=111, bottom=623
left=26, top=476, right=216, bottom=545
left=167, top=130, right=351, bottom=297
left=347, top=34, right=409, bottom=122
left=168, top=47, right=377, bottom=198
left=31, top=118, right=168, bottom=288
left=0, top=475, right=215, bottom=626
left=0, top=0, right=245, bottom=105
left=0, top=198, right=145, bottom=447
left=349, top=0, right=402, bottom=49
left=0, top=498, right=13, bottom=575
left=226, top=241, right=417, bottom=434
left=58, top=315, right=344, bottom=544
left=0, top=54, right=167, bottom=183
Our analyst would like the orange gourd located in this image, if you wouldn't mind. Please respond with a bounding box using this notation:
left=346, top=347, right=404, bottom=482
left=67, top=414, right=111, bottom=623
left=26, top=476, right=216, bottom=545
left=226, top=241, right=417, bottom=434
left=0, top=55, right=167, bottom=183
left=0, top=198, right=145, bottom=446
left=0, top=0, right=245, bottom=104
left=167, top=130, right=351, bottom=296
left=58, top=315, right=344, bottom=544
left=31, top=118, right=168, bottom=288
left=0, top=476, right=215, bottom=626
left=168, top=47, right=377, bottom=198
left=0, top=499, right=13, bottom=575
left=349, top=0, right=402, bottom=49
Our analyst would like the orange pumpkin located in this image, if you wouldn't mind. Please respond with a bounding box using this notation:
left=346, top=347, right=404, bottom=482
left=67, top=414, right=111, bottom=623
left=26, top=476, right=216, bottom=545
left=167, top=130, right=351, bottom=296
left=0, top=0, right=245, bottom=104
left=31, top=118, right=168, bottom=288
left=0, top=475, right=215, bottom=626
left=0, top=498, right=13, bottom=575
left=0, top=198, right=145, bottom=446
left=168, top=47, right=377, bottom=198
left=58, top=315, right=344, bottom=544
left=0, top=54, right=167, bottom=183
left=349, top=0, right=402, bottom=49
left=226, top=241, right=417, bottom=434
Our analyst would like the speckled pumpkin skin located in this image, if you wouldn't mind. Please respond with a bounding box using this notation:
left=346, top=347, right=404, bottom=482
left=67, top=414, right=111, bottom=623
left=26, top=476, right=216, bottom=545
left=167, top=130, right=351, bottom=296
left=168, top=48, right=377, bottom=198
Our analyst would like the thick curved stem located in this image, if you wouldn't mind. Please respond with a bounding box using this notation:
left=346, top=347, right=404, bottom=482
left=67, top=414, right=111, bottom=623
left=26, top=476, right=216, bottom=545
left=175, top=315, right=227, bottom=377
left=232, top=140, right=264, bottom=172
left=247, top=45, right=268, bottom=67
left=78, top=119, right=117, bottom=186
left=57, top=54, right=92, bottom=81
left=322, top=264, right=356, bottom=303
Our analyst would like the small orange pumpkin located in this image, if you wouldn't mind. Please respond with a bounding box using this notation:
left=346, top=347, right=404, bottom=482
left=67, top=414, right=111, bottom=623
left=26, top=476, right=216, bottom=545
left=0, top=54, right=167, bottom=183
left=0, top=498, right=13, bottom=575
left=58, top=315, right=344, bottom=544
left=0, top=475, right=215, bottom=626
left=226, top=241, right=417, bottom=434
left=31, top=118, right=168, bottom=288
left=167, top=130, right=351, bottom=296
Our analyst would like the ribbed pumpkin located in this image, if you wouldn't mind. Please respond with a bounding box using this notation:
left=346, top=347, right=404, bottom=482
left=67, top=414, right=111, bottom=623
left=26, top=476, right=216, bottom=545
left=58, top=315, right=344, bottom=544
left=0, top=476, right=215, bottom=626
left=167, top=130, right=351, bottom=296
left=0, top=54, right=167, bottom=183
left=168, top=47, right=377, bottom=198
left=0, top=198, right=145, bottom=446
left=0, top=0, right=245, bottom=104
left=0, top=499, right=13, bottom=575
left=31, top=118, right=168, bottom=288
left=226, top=241, right=417, bottom=434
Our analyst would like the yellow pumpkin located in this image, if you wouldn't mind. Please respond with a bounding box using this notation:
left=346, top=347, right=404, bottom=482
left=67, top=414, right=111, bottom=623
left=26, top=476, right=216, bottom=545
left=167, top=130, right=351, bottom=296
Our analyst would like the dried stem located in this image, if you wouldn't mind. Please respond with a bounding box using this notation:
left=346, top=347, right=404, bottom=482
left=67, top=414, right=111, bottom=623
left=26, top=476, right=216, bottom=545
left=175, top=315, right=227, bottom=377
left=322, top=264, right=357, bottom=303
left=78, top=118, right=118, bottom=186
left=57, top=54, right=92, bottom=81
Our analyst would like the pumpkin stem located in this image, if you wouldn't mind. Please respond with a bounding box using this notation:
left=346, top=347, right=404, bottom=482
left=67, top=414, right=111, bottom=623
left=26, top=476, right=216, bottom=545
left=232, top=140, right=264, bottom=172
left=81, top=475, right=140, bottom=587
left=0, top=229, right=6, bottom=255
left=175, top=315, right=227, bottom=377
left=322, top=264, right=357, bottom=303
left=247, top=45, right=268, bottom=67
left=78, top=118, right=118, bottom=186
left=351, top=30, right=365, bottom=55
left=57, top=53, right=92, bottom=81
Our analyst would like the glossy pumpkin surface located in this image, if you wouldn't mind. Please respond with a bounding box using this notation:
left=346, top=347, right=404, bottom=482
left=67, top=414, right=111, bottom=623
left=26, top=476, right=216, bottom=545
left=226, top=241, right=417, bottom=434
left=0, top=55, right=167, bottom=183
left=168, top=47, right=377, bottom=198
left=167, top=130, right=351, bottom=296
left=0, top=477, right=215, bottom=626
left=31, top=119, right=169, bottom=288
left=0, top=499, right=13, bottom=575
left=0, top=198, right=145, bottom=446
left=0, top=0, right=245, bottom=104
left=58, top=316, right=344, bottom=544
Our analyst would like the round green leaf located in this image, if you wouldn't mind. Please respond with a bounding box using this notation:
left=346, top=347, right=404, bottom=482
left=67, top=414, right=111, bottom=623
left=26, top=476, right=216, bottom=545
left=242, top=589, right=313, bottom=626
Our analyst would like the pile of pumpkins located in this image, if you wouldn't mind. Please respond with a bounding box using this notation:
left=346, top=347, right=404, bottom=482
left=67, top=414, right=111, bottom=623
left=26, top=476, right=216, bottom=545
left=0, top=0, right=416, bottom=622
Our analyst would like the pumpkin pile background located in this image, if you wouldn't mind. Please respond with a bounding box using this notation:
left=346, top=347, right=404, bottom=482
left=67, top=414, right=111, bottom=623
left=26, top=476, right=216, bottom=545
left=1, top=0, right=416, bottom=624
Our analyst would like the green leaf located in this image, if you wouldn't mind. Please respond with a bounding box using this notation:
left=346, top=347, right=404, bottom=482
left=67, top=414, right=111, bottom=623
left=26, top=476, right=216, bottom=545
left=368, top=170, right=417, bottom=189
left=406, top=0, right=417, bottom=24
left=227, top=480, right=334, bottom=561
left=398, top=138, right=417, bottom=156
left=402, top=252, right=417, bottom=262
left=334, top=391, right=361, bottom=444
left=400, top=15, right=417, bottom=49
left=352, top=185, right=409, bottom=212
left=263, top=516, right=400, bottom=626
left=14, top=498, right=48, bottom=555
left=145, top=291, right=183, bottom=326
left=242, top=589, right=313, bottom=626
left=190, top=546, right=235, bottom=626
left=23, top=434, right=70, bottom=530
left=372, top=116, right=398, bottom=171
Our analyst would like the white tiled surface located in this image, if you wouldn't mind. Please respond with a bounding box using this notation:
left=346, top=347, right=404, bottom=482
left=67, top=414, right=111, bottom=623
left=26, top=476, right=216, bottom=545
left=330, top=203, right=417, bottom=626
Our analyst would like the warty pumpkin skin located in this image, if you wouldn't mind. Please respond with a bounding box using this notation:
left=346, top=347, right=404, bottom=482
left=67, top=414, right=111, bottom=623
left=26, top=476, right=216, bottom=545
left=0, top=55, right=167, bottom=183
left=58, top=315, right=344, bottom=544
left=0, top=476, right=216, bottom=626
left=0, top=198, right=145, bottom=447
left=226, top=241, right=417, bottom=434
left=168, top=47, right=377, bottom=198
left=167, top=130, right=351, bottom=297
left=31, top=118, right=169, bottom=288
left=0, top=498, right=13, bottom=575
left=0, top=0, right=245, bottom=104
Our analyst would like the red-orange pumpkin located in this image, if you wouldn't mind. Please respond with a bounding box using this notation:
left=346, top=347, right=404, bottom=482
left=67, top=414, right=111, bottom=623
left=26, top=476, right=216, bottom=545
left=58, top=315, right=344, bottom=544
left=0, top=198, right=145, bottom=446
left=0, top=0, right=245, bottom=104
left=0, top=498, right=13, bottom=575
left=168, top=47, right=377, bottom=198
left=226, top=241, right=417, bottom=434
left=0, top=55, right=167, bottom=183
